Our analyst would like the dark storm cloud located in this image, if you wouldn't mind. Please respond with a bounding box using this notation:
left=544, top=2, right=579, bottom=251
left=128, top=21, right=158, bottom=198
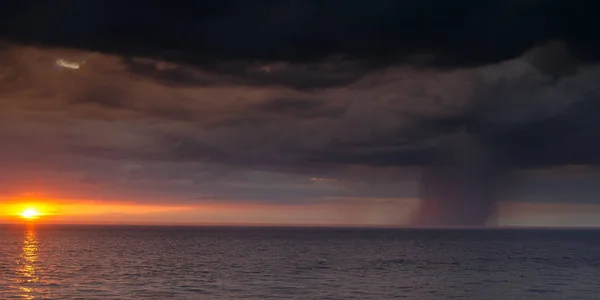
left=253, top=97, right=347, bottom=119
left=526, top=40, right=579, bottom=79
left=33, top=41, right=596, bottom=172
left=498, top=98, right=600, bottom=167
left=123, top=58, right=237, bottom=88
left=1, top=1, right=600, bottom=227
left=1, top=0, right=599, bottom=69
left=124, top=58, right=373, bottom=90
left=407, top=41, right=600, bottom=226
left=196, top=60, right=374, bottom=90
left=2, top=40, right=598, bottom=172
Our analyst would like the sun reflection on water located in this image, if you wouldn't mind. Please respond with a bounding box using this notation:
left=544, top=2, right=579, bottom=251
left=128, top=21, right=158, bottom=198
left=17, top=226, right=39, bottom=299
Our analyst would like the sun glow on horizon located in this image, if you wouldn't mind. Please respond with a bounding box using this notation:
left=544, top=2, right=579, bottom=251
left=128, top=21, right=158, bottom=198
left=1, top=200, right=200, bottom=224
left=20, top=208, right=41, bottom=220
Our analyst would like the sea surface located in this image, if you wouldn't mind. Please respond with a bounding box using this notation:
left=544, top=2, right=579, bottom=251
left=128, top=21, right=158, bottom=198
left=1, top=225, right=600, bottom=299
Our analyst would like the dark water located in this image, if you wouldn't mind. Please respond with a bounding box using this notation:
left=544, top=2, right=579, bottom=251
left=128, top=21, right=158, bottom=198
left=1, top=225, right=600, bottom=299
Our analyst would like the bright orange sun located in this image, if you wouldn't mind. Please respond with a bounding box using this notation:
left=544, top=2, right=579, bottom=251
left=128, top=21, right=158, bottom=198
left=20, top=208, right=41, bottom=220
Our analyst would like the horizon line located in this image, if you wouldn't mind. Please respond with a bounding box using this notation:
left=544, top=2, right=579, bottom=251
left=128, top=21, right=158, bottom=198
left=2, top=222, right=600, bottom=230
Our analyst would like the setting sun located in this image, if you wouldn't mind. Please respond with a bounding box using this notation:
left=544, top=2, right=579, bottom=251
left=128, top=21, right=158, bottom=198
left=20, top=208, right=41, bottom=220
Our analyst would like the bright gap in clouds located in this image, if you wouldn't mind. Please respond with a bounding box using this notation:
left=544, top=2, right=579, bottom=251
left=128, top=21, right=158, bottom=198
left=55, top=58, right=83, bottom=69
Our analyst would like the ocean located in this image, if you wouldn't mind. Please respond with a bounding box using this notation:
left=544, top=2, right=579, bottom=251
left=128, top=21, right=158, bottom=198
left=1, top=225, right=600, bottom=299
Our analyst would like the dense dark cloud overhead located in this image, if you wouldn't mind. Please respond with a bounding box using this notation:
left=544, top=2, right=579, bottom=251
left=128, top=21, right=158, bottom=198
left=1, top=1, right=600, bottom=226
left=1, top=0, right=600, bottom=69
left=0, top=43, right=598, bottom=169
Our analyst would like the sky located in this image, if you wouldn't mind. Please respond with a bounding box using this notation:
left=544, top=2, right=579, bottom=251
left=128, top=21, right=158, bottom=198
left=1, top=1, right=600, bottom=226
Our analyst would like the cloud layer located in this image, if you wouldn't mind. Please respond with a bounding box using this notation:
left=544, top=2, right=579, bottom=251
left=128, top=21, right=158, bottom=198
left=2, top=0, right=600, bottom=67
left=1, top=1, right=600, bottom=225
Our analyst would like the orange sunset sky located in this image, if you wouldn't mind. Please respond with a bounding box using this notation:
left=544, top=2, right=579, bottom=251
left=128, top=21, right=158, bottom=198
left=4, top=195, right=600, bottom=227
